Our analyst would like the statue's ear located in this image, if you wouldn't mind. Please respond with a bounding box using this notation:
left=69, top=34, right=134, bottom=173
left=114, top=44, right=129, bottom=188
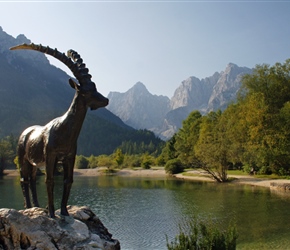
left=69, top=78, right=80, bottom=90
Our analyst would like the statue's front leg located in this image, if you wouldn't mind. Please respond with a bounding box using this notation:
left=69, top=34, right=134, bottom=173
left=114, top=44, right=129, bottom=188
left=45, top=157, right=56, bottom=218
left=60, top=157, right=75, bottom=216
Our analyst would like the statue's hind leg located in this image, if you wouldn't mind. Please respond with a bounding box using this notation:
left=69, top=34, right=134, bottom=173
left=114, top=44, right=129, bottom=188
left=20, top=160, right=32, bottom=208
left=30, top=166, right=39, bottom=207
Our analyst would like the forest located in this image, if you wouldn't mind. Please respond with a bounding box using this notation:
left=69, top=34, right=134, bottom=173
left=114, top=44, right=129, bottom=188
left=1, top=59, right=290, bottom=181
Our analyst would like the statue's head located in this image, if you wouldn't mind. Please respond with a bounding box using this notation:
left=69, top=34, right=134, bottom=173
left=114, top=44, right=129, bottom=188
left=66, top=49, right=108, bottom=110
left=10, top=43, right=109, bottom=110
left=68, top=78, right=108, bottom=110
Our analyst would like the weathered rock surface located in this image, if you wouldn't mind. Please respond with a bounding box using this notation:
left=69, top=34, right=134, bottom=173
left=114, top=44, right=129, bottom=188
left=0, top=205, right=120, bottom=250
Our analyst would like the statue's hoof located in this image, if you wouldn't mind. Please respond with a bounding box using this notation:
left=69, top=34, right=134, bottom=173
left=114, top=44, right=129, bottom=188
left=60, top=215, right=74, bottom=223
left=55, top=210, right=73, bottom=223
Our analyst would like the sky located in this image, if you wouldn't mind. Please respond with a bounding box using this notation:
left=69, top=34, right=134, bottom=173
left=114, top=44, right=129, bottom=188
left=0, top=1, right=290, bottom=98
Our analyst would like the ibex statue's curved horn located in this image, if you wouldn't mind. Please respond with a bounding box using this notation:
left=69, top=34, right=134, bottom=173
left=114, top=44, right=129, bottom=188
left=10, top=43, right=91, bottom=86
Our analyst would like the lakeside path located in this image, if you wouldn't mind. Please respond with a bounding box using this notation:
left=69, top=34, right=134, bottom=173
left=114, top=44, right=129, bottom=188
left=4, top=168, right=290, bottom=190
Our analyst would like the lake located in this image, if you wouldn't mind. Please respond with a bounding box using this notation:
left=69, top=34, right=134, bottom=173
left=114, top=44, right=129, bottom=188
left=1, top=174, right=290, bottom=249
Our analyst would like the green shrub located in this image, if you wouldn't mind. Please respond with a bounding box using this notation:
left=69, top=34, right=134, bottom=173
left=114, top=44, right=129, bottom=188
left=242, top=164, right=251, bottom=174
left=87, top=155, right=98, bottom=169
left=141, top=153, right=153, bottom=169
left=165, top=159, right=184, bottom=174
left=258, top=165, right=272, bottom=175
left=96, top=154, right=115, bottom=168
left=166, top=219, right=238, bottom=250
left=75, top=155, right=89, bottom=169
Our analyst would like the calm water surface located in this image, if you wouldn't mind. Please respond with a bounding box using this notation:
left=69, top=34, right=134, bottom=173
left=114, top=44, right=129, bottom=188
left=1, top=174, right=290, bottom=250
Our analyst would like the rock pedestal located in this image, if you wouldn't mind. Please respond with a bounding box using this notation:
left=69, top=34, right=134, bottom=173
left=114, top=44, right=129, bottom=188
left=0, top=205, right=120, bottom=250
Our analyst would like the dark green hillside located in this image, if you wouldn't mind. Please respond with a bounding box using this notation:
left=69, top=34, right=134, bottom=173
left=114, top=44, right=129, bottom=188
left=0, top=27, right=163, bottom=156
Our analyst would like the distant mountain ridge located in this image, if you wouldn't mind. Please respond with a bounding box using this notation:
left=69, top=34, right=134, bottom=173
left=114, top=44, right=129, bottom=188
left=107, top=63, right=252, bottom=140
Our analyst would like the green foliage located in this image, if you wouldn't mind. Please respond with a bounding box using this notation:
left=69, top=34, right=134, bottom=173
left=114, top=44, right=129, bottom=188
left=165, top=158, right=184, bottom=175
left=14, top=156, right=19, bottom=170
left=118, top=130, right=165, bottom=156
left=95, top=154, right=115, bottom=168
left=85, top=153, right=157, bottom=170
left=0, top=135, right=17, bottom=175
left=125, top=154, right=142, bottom=168
left=141, top=153, right=153, bottom=169
left=114, top=148, right=125, bottom=166
left=155, top=154, right=166, bottom=166
left=87, top=155, right=98, bottom=169
left=194, top=110, right=230, bottom=182
left=160, top=135, right=178, bottom=163
left=258, top=166, right=272, bottom=175
left=166, top=219, right=238, bottom=250
left=75, top=155, right=89, bottom=169
left=175, top=111, right=202, bottom=168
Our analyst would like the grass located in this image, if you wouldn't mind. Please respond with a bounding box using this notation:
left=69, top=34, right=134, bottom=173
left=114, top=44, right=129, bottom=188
left=227, top=170, right=290, bottom=180
left=130, top=166, right=164, bottom=171
left=227, top=170, right=249, bottom=176
left=182, top=169, right=290, bottom=181
left=182, top=170, right=212, bottom=179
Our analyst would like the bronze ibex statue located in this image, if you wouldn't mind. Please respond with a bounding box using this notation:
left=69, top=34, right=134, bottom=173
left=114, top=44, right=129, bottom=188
left=10, top=43, right=109, bottom=218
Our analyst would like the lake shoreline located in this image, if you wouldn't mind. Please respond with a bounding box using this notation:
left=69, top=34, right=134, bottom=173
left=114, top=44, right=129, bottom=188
left=4, top=168, right=290, bottom=191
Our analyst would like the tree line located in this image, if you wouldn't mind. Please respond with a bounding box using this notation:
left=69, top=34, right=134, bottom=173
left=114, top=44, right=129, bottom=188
left=0, top=131, right=165, bottom=176
left=160, top=59, right=290, bottom=182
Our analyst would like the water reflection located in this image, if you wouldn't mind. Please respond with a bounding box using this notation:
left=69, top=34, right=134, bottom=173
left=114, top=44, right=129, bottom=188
left=1, top=175, right=290, bottom=249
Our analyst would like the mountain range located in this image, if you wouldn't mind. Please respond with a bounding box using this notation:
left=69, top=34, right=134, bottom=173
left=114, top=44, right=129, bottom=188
left=107, top=63, right=252, bottom=140
left=0, top=26, right=162, bottom=156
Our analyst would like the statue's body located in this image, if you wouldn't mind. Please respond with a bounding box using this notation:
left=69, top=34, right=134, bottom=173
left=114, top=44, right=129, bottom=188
left=11, top=43, right=108, bottom=218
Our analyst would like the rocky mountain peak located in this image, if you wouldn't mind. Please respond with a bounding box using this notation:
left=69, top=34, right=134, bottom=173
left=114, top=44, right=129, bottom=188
left=133, top=81, right=147, bottom=90
left=107, top=82, right=170, bottom=130
left=16, top=34, right=31, bottom=44
left=127, top=81, right=150, bottom=97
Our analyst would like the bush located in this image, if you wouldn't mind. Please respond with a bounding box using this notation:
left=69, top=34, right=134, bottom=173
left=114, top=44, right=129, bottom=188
left=87, top=155, right=98, bottom=169
left=141, top=153, right=153, bottom=169
left=165, top=159, right=184, bottom=174
left=75, top=155, right=89, bottom=169
left=96, top=155, right=115, bottom=168
left=166, top=219, right=238, bottom=250
left=258, top=165, right=272, bottom=175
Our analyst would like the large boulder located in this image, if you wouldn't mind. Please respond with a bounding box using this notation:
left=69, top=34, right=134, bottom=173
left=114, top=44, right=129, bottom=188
left=0, top=205, right=120, bottom=250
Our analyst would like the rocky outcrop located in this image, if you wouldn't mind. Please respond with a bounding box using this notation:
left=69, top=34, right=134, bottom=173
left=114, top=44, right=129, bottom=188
left=0, top=205, right=120, bottom=250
